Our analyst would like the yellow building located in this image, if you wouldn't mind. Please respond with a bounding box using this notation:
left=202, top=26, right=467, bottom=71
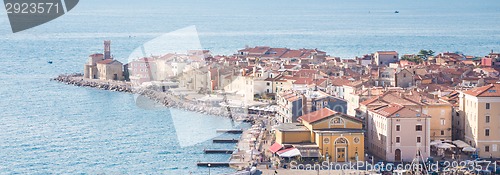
left=274, top=108, right=365, bottom=162
left=460, top=83, right=500, bottom=158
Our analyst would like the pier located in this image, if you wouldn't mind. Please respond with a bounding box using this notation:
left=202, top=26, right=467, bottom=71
left=203, top=149, right=234, bottom=154
left=216, top=129, right=243, bottom=134
left=213, top=138, right=239, bottom=143
left=196, top=162, right=230, bottom=167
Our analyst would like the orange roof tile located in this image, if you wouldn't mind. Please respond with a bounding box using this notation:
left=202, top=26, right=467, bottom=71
left=298, top=108, right=337, bottom=123
left=464, top=83, right=500, bottom=97
left=376, top=51, right=398, bottom=55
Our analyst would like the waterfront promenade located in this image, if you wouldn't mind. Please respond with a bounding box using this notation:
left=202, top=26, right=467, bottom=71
left=54, top=74, right=272, bottom=173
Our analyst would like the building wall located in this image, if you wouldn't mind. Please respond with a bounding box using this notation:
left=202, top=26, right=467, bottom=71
left=97, top=62, right=123, bottom=81
left=344, top=86, right=359, bottom=116
left=276, top=130, right=311, bottom=144
left=316, top=133, right=365, bottom=162
left=278, top=112, right=366, bottom=163
left=395, top=69, right=414, bottom=88
left=276, top=92, right=303, bottom=123
left=328, top=97, right=348, bottom=114
left=374, top=53, right=398, bottom=66
left=387, top=118, right=430, bottom=162
left=327, top=85, right=345, bottom=99
left=422, top=104, right=453, bottom=141
left=84, top=54, right=103, bottom=79
left=307, top=116, right=362, bottom=131
left=463, top=94, right=500, bottom=158
left=156, top=62, right=174, bottom=81
left=452, top=106, right=465, bottom=141
left=274, top=80, right=293, bottom=93
left=367, top=111, right=430, bottom=162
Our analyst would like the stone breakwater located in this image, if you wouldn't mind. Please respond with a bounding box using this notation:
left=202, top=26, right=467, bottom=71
left=52, top=74, right=133, bottom=92
left=52, top=74, right=244, bottom=119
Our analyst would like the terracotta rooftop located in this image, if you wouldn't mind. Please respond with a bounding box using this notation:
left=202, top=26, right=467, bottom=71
left=376, top=51, right=398, bottom=55
left=330, top=77, right=353, bottom=86
left=281, top=50, right=304, bottom=58
left=371, top=104, right=430, bottom=118
left=97, top=59, right=118, bottom=64
left=464, top=83, right=500, bottom=97
left=298, top=108, right=337, bottom=123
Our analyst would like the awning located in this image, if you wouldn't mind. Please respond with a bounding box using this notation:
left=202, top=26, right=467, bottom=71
left=430, top=140, right=443, bottom=146
left=269, top=143, right=283, bottom=153
left=277, top=147, right=301, bottom=158
left=452, top=140, right=471, bottom=148
left=462, top=146, right=477, bottom=152
left=298, top=149, right=321, bottom=158
left=437, top=143, right=456, bottom=149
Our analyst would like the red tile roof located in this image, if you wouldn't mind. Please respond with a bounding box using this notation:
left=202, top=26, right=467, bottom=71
left=293, top=77, right=314, bottom=85
left=281, top=50, right=304, bottom=58
left=97, top=59, right=115, bottom=64
left=464, top=83, right=500, bottom=97
left=376, top=104, right=404, bottom=116
left=330, top=77, right=352, bottom=86
left=360, top=96, right=379, bottom=106
left=89, top=53, right=103, bottom=57
left=298, top=108, right=337, bottom=123
left=371, top=104, right=430, bottom=118
left=376, top=51, right=398, bottom=55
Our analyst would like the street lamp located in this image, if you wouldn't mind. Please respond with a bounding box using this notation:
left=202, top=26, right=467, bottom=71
left=326, top=152, right=330, bottom=175
left=208, top=163, right=211, bottom=175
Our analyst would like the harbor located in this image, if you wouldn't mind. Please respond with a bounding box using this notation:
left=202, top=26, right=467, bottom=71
left=53, top=73, right=271, bottom=173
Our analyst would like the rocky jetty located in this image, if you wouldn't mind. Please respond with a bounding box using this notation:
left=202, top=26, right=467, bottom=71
left=52, top=74, right=251, bottom=120
left=52, top=74, right=132, bottom=92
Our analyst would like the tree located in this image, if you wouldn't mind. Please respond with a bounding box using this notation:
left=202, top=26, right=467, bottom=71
left=418, top=49, right=434, bottom=60
left=428, top=50, right=435, bottom=56
left=401, top=55, right=422, bottom=63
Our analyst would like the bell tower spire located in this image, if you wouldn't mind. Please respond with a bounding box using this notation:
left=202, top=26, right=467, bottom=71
left=104, top=40, right=111, bottom=60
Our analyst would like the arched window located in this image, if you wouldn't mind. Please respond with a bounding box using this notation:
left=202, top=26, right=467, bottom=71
left=335, top=137, right=348, bottom=144
left=329, top=117, right=345, bottom=128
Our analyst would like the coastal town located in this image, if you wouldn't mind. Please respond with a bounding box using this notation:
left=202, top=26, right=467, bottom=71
left=55, top=41, right=500, bottom=174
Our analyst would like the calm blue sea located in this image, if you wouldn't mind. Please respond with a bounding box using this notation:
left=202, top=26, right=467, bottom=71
left=0, top=0, right=499, bottom=174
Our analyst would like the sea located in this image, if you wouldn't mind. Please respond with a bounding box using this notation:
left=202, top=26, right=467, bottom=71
left=0, top=0, right=499, bottom=174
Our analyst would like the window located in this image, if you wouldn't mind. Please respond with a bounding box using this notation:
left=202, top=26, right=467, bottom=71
left=266, top=82, right=270, bottom=86
left=486, top=129, right=490, bottom=136
left=486, top=103, right=490, bottom=109
left=441, top=130, right=445, bottom=135
left=485, top=146, right=490, bottom=152
left=416, top=125, right=423, bottom=131
left=486, top=116, right=490, bottom=123
left=417, top=137, right=421, bottom=143
left=440, top=119, right=446, bottom=125
left=396, top=137, right=400, bottom=143
left=396, top=125, right=401, bottom=131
